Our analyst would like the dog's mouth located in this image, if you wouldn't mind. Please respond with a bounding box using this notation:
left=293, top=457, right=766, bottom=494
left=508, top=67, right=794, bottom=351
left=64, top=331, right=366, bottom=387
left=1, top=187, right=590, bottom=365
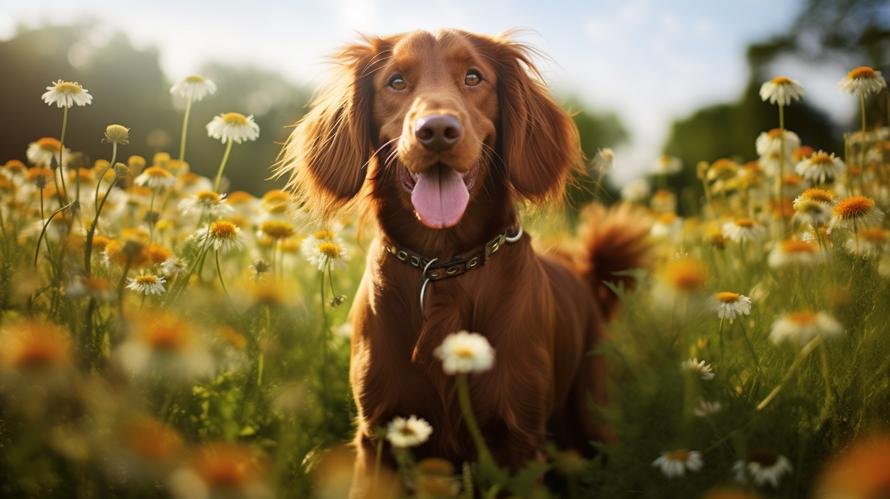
left=399, top=162, right=477, bottom=229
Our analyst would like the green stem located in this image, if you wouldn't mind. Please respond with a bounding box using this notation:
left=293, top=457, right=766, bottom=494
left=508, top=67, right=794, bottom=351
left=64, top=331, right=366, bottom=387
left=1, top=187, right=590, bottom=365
left=55, top=107, right=70, bottom=208
left=178, top=98, right=193, bottom=162
left=859, top=93, right=867, bottom=134
left=456, top=374, right=495, bottom=466
left=212, top=138, right=233, bottom=193
left=84, top=178, right=117, bottom=276
left=776, top=103, right=787, bottom=236
left=756, top=336, right=821, bottom=411
left=214, top=249, right=230, bottom=299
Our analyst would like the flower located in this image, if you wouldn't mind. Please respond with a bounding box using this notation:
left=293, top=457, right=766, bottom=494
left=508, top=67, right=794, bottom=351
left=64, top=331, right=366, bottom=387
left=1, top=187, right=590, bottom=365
left=178, top=190, right=234, bottom=218
left=793, top=189, right=834, bottom=228
left=839, top=66, right=887, bottom=96
left=197, top=220, right=242, bottom=254
left=115, top=311, right=213, bottom=380
left=126, top=274, right=167, bottom=295
left=104, top=124, right=130, bottom=145
left=0, top=319, right=72, bottom=373
left=760, top=76, right=805, bottom=106
left=830, top=196, right=884, bottom=231
left=795, top=151, right=844, bottom=185
left=386, top=415, right=433, bottom=448
left=734, top=451, right=793, bottom=488
left=711, top=292, right=752, bottom=320
left=693, top=400, right=722, bottom=417
left=301, top=230, right=348, bottom=270
left=769, top=311, right=843, bottom=345
left=107, top=416, right=185, bottom=479
left=621, top=178, right=650, bottom=202
left=816, top=434, right=890, bottom=499
left=260, top=220, right=296, bottom=240
left=26, top=137, right=67, bottom=167
left=768, top=239, right=827, bottom=268
left=206, top=112, right=260, bottom=144
left=161, top=257, right=188, bottom=277
left=434, top=330, right=495, bottom=375
left=722, top=218, right=767, bottom=243
left=652, top=449, right=703, bottom=478
left=170, top=74, right=217, bottom=102
left=756, top=129, right=801, bottom=158
left=653, top=154, right=682, bottom=175
left=135, top=166, right=176, bottom=190
left=681, top=358, right=715, bottom=380
left=168, top=443, right=269, bottom=499
left=41, top=79, right=92, bottom=108
left=845, top=227, right=888, bottom=257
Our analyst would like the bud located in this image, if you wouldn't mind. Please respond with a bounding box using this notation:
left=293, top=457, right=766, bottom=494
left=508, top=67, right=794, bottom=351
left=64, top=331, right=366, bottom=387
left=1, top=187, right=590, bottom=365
left=104, top=124, right=130, bottom=145
left=127, top=155, right=146, bottom=170
left=113, top=162, right=129, bottom=180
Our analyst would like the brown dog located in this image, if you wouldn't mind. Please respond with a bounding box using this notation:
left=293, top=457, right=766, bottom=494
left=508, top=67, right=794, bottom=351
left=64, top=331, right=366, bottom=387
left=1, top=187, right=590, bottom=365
left=277, top=29, right=649, bottom=496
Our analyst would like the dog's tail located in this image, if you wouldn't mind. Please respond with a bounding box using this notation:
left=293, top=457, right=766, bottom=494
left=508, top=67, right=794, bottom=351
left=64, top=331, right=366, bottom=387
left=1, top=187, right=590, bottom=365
left=578, top=203, right=652, bottom=320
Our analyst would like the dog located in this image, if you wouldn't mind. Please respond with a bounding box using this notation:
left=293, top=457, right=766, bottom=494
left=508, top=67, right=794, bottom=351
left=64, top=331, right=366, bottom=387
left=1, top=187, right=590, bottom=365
left=277, top=29, right=649, bottom=496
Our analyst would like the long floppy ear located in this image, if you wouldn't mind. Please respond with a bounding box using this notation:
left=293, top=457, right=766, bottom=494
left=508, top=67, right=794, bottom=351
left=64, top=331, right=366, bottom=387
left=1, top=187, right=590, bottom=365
left=475, top=35, right=582, bottom=201
left=275, top=39, right=383, bottom=216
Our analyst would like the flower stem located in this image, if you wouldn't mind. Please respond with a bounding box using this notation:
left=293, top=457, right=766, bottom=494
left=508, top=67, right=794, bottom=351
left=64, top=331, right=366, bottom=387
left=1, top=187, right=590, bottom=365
left=55, top=107, right=70, bottom=208
left=776, top=103, right=787, bottom=236
left=859, top=93, right=867, bottom=134
left=214, top=249, right=230, bottom=299
left=212, top=138, right=233, bottom=193
left=178, top=98, right=193, bottom=162
left=84, top=177, right=117, bottom=276
left=456, top=374, right=495, bottom=466
left=756, top=336, right=821, bottom=411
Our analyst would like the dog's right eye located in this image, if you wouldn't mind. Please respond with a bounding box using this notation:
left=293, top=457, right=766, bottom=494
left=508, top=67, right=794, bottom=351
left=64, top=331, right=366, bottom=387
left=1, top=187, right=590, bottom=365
left=387, top=74, right=407, bottom=91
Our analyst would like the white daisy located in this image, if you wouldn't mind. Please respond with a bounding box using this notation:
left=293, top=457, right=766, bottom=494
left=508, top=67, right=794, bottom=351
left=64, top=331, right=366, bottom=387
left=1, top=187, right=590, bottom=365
left=734, top=451, right=793, bottom=488
left=196, top=220, right=243, bottom=254
left=653, top=155, right=682, bottom=175
left=26, top=137, right=69, bottom=168
left=206, top=112, right=260, bottom=144
left=135, top=166, right=176, bottom=190
left=769, top=311, right=844, bottom=345
left=621, top=178, right=650, bottom=203
left=830, top=196, right=884, bottom=231
left=300, top=230, right=349, bottom=271
left=768, top=239, right=827, bottom=268
left=126, top=274, right=167, bottom=295
left=170, top=75, right=217, bottom=102
left=41, top=79, right=93, bottom=108
left=160, top=257, right=188, bottom=277
left=693, top=400, right=722, bottom=418
left=722, top=218, right=767, bottom=243
left=839, top=66, right=887, bottom=96
left=711, top=292, right=752, bottom=321
left=760, top=76, right=805, bottom=106
left=845, top=227, right=889, bottom=257
left=386, top=415, right=433, bottom=448
left=115, top=312, right=214, bottom=381
left=434, top=331, right=495, bottom=375
left=178, top=190, right=234, bottom=218
left=681, top=358, right=714, bottom=380
left=795, top=151, right=845, bottom=185
left=756, top=129, right=801, bottom=158
left=652, top=449, right=703, bottom=478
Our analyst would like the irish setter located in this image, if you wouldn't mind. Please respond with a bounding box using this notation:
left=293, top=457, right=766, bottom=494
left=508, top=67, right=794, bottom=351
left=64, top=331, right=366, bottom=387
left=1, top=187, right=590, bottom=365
left=277, top=29, right=649, bottom=496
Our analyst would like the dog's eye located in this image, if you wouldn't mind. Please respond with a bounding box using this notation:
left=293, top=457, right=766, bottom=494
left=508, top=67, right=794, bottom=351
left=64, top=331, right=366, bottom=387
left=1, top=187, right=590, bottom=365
left=388, top=74, right=407, bottom=91
left=464, top=69, right=482, bottom=87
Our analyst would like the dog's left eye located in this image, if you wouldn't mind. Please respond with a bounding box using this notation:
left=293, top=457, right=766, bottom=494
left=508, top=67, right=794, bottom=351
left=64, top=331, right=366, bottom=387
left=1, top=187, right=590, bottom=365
left=464, top=69, right=482, bottom=87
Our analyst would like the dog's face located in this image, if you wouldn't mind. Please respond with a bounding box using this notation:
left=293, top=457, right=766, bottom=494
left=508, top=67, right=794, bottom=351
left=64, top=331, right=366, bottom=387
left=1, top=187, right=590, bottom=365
left=279, top=29, right=580, bottom=231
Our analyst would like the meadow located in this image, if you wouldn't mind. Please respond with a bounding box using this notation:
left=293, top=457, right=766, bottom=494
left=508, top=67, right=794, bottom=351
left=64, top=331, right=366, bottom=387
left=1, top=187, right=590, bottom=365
left=0, top=69, right=888, bottom=499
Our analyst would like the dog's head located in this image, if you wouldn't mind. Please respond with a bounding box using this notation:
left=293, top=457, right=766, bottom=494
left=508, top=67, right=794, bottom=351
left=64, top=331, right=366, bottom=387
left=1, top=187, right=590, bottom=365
left=278, top=29, right=580, bottom=230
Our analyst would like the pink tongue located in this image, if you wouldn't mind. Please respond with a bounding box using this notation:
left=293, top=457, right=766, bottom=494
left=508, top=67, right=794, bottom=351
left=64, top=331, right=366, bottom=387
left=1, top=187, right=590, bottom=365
left=410, top=166, right=469, bottom=229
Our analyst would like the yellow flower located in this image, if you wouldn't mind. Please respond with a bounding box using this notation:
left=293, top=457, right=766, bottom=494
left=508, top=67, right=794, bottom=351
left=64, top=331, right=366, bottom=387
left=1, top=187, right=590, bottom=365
left=259, top=220, right=295, bottom=240
left=0, top=320, right=72, bottom=371
left=42, top=79, right=92, bottom=108
left=831, top=195, right=884, bottom=231
left=839, top=66, right=887, bottom=96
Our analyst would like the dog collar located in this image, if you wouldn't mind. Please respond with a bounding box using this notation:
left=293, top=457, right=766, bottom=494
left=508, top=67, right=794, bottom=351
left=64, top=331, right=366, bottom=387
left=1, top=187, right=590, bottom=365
left=382, top=226, right=524, bottom=308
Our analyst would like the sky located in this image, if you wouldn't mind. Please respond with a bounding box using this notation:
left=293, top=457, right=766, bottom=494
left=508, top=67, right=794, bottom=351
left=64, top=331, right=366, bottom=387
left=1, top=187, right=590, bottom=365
left=0, top=0, right=853, bottom=183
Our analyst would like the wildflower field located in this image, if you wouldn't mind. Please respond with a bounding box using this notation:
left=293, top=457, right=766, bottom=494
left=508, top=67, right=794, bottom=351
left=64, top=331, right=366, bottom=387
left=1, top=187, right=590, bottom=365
left=1, top=67, right=889, bottom=499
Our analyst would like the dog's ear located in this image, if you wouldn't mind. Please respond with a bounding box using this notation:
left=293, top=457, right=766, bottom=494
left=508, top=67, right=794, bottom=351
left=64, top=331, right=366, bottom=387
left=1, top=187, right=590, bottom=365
left=275, top=38, right=385, bottom=216
left=475, top=35, right=582, bottom=202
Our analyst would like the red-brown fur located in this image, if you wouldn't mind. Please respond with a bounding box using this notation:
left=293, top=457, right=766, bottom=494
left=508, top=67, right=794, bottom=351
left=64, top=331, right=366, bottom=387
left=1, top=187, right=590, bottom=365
left=276, top=29, right=650, bottom=497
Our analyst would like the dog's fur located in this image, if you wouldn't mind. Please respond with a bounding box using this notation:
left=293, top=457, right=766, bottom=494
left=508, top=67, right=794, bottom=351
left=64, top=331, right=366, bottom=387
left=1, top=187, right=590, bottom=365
left=276, top=29, right=649, bottom=496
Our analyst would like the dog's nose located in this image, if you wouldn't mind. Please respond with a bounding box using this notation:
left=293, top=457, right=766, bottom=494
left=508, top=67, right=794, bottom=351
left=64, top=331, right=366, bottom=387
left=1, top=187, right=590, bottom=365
left=414, top=114, right=462, bottom=152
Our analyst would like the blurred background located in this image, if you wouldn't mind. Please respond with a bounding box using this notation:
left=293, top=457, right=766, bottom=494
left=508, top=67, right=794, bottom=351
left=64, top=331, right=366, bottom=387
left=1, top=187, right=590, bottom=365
left=0, top=0, right=888, bottom=199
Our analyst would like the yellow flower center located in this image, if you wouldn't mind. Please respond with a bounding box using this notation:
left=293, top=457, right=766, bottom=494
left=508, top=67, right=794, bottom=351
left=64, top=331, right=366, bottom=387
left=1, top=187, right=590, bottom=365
left=787, top=311, right=817, bottom=326
left=54, top=81, right=84, bottom=94
left=144, top=166, right=173, bottom=178
left=834, top=196, right=875, bottom=219
left=715, top=291, right=741, bottom=303
left=36, top=137, right=62, bottom=151
left=196, top=190, right=221, bottom=203
left=454, top=346, right=476, bottom=359
left=210, top=221, right=238, bottom=239
left=5, top=322, right=71, bottom=369
left=664, top=260, right=708, bottom=291
left=142, top=322, right=190, bottom=352
left=318, top=242, right=342, bottom=258
left=657, top=213, right=677, bottom=224
left=135, top=275, right=159, bottom=286
left=859, top=227, right=888, bottom=243
left=185, top=74, right=206, bottom=83
left=802, top=188, right=833, bottom=204
left=734, top=218, right=755, bottom=228
left=808, top=152, right=835, bottom=165
left=194, top=445, right=261, bottom=490
left=665, top=449, right=690, bottom=462
left=120, top=418, right=183, bottom=462
left=261, top=220, right=295, bottom=239
left=771, top=76, right=792, bottom=85
left=767, top=128, right=784, bottom=138
left=781, top=240, right=817, bottom=254
left=222, top=112, right=248, bottom=125
left=262, top=190, right=289, bottom=204
left=313, top=229, right=335, bottom=240
left=848, top=66, right=876, bottom=80
left=227, top=191, right=253, bottom=204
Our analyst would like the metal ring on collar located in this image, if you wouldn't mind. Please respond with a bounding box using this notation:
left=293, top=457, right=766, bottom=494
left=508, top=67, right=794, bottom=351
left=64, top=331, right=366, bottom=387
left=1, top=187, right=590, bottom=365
left=505, top=226, right=524, bottom=243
